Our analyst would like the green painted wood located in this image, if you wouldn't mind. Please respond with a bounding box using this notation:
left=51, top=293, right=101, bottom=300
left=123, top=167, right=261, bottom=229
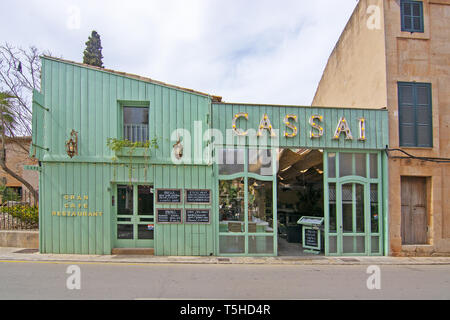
left=212, top=103, right=388, bottom=150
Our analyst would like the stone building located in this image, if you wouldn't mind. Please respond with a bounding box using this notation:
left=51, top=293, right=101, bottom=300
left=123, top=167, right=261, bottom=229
left=312, top=0, right=450, bottom=256
left=0, top=137, right=39, bottom=202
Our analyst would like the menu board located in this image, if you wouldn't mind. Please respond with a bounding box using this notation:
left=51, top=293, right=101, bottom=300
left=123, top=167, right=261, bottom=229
left=185, top=189, right=211, bottom=204
left=156, top=189, right=182, bottom=204
left=156, top=209, right=183, bottom=224
left=304, top=228, right=319, bottom=248
left=185, top=209, right=210, bottom=224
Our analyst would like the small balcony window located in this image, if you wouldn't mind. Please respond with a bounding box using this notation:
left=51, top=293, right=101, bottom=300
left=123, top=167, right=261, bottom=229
left=123, top=106, right=149, bottom=142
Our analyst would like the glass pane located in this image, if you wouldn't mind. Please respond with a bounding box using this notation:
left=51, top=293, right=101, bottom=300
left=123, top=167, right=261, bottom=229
left=371, top=236, right=380, bottom=254
left=355, top=184, right=365, bottom=233
left=117, top=185, right=133, bottom=215
left=399, top=85, right=413, bottom=104
left=248, top=149, right=272, bottom=176
left=248, top=236, right=274, bottom=254
left=248, top=178, right=273, bottom=233
left=355, top=153, right=366, bottom=177
left=218, top=148, right=244, bottom=175
left=328, top=153, right=336, bottom=178
left=342, top=184, right=353, bottom=233
left=138, top=224, right=154, bottom=239
left=328, top=235, right=337, bottom=254
left=123, top=107, right=148, bottom=125
left=371, top=184, right=379, bottom=233
left=339, top=153, right=352, bottom=177
left=117, top=224, right=133, bottom=239
left=138, top=185, right=154, bottom=215
left=328, top=183, right=337, bottom=233
left=343, top=236, right=365, bottom=254
left=370, top=153, right=378, bottom=179
left=219, top=179, right=245, bottom=233
left=219, top=235, right=244, bottom=254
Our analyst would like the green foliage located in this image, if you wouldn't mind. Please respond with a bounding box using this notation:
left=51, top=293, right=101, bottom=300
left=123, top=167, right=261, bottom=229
left=83, top=31, right=104, bottom=68
left=0, top=205, right=39, bottom=225
left=106, top=138, right=158, bottom=154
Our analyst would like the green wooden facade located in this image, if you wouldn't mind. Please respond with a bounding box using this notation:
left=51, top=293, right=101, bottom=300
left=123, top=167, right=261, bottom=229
left=31, top=56, right=389, bottom=256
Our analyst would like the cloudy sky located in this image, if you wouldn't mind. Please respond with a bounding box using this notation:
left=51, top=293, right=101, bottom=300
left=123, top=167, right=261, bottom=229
left=1, top=0, right=358, bottom=105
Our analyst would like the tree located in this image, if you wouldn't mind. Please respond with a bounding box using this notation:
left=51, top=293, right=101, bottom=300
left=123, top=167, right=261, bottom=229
left=83, top=31, right=104, bottom=68
left=0, top=43, right=48, bottom=204
left=0, top=91, right=38, bottom=204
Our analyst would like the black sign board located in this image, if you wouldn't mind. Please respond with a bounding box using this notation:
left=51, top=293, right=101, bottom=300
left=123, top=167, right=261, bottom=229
left=156, top=209, right=183, bottom=224
left=185, top=189, right=211, bottom=204
left=304, top=228, right=319, bottom=248
left=156, top=189, right=182, bottom=204
left=185, top=209, right=210, bottom=224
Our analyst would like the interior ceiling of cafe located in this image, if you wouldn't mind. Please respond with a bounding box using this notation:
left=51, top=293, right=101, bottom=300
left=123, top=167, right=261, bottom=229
left=277, top=149, right=323, bottom=186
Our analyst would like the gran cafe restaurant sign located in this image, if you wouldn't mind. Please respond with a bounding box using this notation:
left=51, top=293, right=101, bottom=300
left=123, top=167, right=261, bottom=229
left=231, top=112, right=367, bottom=141
left=51, top=194, right=103, bottom=217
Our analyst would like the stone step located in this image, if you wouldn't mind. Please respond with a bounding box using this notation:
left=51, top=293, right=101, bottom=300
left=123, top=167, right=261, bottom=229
left=111, top=248, right=154, bottom=255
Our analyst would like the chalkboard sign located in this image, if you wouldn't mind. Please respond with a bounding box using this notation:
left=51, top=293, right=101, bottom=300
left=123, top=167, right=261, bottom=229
left=156, top=189, right=182, bottom=204
left=185, top=189, right=211, bottom=204
left=156, top=209, right=183, bottom=224
left=304, top=228, right=319, bottom=248
left=185, top=209, right=210, bottom=224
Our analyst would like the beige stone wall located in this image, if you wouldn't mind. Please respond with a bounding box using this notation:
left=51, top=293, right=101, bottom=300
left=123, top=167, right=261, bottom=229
left=384, top=0, right=450, bottom=256
left=0, top=138, right=38, bottom=199
left=312, top=0, right=450, bottom=256
left=312, top=0, right=388, bottom=109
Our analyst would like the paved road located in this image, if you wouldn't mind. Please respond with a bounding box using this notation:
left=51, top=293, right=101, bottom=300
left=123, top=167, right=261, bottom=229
left=0, top=260, right=449, bottom=300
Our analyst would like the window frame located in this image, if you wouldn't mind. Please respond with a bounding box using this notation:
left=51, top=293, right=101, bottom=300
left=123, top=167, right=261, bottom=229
left=400, top=0, right=424, bottom=33
left=117, top=100, right=150, bottom=142
left=397, top=82, right=433, bottom=148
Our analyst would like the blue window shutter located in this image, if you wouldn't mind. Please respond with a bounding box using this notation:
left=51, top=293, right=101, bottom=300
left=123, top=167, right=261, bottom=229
left=400, top=0, right=424, bottom=33
left=398, top=82, right=432, bottom=147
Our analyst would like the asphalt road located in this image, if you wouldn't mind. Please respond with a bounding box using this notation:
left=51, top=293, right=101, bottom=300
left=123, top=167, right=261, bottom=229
left=0, top=260, right=449, bottom=300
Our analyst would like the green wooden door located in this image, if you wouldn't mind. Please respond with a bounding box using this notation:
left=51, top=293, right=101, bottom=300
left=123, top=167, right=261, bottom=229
left=114, top=184, right=155, bottom=248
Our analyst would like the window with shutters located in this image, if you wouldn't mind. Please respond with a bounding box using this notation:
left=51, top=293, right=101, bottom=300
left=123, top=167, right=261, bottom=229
left=400, top=0, right=424, bottom=33
left=398, top=82, right=432, bottom=147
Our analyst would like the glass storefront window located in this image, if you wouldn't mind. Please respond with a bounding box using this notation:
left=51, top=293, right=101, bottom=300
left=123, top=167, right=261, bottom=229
left=339, top=153, right=353, bottom=177
left=218, top=148, right=244, bottom=175
left=355, top=153, right=366, bottom=177
left=370, top=153, right=378, bottom=179
left=248, top=149, right=273, bottom=176
left=328, top=153, right=336, bottom=178
left=117, top=185, right=133, bottom=215
left=138, top=185, right=154, bottom=215
left=328, top=183, right=337, bottom=233
left=371, top=184, right=379, bottom=233
left=219, top=179, right=245, bottom=233
left=248, top=178, right=273, bottom=233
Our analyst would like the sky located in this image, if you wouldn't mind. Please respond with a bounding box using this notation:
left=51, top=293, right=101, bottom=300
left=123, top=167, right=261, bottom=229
left=0, top=0, right=358, bottom=105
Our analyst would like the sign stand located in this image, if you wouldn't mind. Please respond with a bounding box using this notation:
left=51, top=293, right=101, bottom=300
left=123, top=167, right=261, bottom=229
left=297, top=216, right=324, bottom=254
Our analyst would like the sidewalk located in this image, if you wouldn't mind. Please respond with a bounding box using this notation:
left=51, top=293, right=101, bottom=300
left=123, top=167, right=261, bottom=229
left=1, top=247, right=450, bottom=266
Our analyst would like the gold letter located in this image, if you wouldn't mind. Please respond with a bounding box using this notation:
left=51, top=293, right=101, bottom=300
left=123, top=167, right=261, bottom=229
left=333, top=117, right=353, bottom=140
left=232, top=112, right=249, bottom=136
left=283, top=114, right=298, bottom=138
left=309, top=115, right=324, bottom=138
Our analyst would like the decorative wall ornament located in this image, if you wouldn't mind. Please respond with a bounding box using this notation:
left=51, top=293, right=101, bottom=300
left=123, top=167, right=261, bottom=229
left=333, top=117, right=353, bottom=140
left=257, top=113, right=276, bottom=137
left=358, top=117, right=366, bottom=141
left=173, top=137, right=184, bottom=160
left=232, top=112, right=249, bottom=136
left=283, top=114, right=298, bottom=138
left=309, top=115, right=324, bottom=138
left=65, top=129, right=78, bottom=158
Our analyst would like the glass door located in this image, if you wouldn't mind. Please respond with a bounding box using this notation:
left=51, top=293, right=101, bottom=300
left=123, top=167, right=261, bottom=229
left=325, top=151, right=383, bottom=256
left=115, top=184, right=155, bottom=248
